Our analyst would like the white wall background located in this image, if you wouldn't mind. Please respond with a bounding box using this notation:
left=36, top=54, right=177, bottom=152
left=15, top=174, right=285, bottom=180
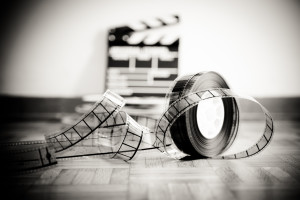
left=0, top=0, right=299, bottom=98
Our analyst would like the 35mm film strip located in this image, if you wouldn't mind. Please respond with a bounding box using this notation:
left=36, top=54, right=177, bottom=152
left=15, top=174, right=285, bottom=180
left=0, top=71, right=274, bottom=173
left=0, top=90, right=148, bottom=172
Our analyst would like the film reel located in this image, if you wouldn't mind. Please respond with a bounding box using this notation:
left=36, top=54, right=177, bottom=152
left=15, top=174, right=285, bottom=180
left=154, top=72, right=274, bottom=159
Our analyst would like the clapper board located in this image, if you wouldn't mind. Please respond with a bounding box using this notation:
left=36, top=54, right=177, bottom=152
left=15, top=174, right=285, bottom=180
left=106, top=15, right=180, bottom=99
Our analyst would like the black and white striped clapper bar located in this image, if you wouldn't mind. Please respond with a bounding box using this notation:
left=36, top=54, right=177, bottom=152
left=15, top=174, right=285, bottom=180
left=106, top=15, right=180, bottom=97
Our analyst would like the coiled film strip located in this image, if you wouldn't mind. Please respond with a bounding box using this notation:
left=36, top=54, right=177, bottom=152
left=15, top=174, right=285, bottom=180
left=0, top=71, right=274, bottom=173
left=1, top=90, right=148, bottom=172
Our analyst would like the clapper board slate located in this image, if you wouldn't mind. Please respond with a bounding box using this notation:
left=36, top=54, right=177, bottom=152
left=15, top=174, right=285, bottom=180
left=106, top=15, right=180, bottom=100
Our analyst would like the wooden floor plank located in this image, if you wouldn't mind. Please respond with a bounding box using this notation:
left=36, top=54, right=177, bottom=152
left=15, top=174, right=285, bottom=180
left=130, top=158, right=146, bottom=168
left=35, top=168, right=62, bottom=185
left=209, top=185, right=237, bottom=200
left=213, top=166, right=242, bottom=185
left=27, top=185, right=128, bottom=200
left=192, top=159, right=211, bottom=167
left=168, top=183, right=194, bottom=200
left=92, top=168, right=113, bottom=184
left=128, top=183, right=148, bottom=200
left=177, top=160, right=195, bottom=168
left=148, top=183, right=170, bottom=200
left=161, top=157, right=179, bottom=168
left=145, top=158, right=163, bottom=168
left=187, top=182, right=215, bottom=200
left=72, top=169, right=95, bottom=185
left=110, top=168, right=129, bottom=184
left=263, top=167, right=298, bottom=184
left=53, top=169, right=78, bottom=185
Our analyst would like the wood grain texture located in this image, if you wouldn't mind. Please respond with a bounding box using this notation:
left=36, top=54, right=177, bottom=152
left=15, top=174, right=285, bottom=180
left=0, top=119, right=300, bottom=200
left=92, top=168, right=113, bottom=184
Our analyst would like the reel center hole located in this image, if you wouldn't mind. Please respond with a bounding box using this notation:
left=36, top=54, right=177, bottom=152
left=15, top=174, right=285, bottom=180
left=196, top=98, right=225, bottom=139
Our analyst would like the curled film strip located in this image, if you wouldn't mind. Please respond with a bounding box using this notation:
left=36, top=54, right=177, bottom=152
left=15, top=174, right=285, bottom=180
left=0, top=71, right=274, bottom=173
left=0, top=141, right=57, bottom=173
left=1, top=90, right=147, bottom=172
left=45, top=89, right=144, bottom=160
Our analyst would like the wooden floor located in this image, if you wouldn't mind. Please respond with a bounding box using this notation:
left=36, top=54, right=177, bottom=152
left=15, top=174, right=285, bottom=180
left=0, top=119, right=300, bottom=200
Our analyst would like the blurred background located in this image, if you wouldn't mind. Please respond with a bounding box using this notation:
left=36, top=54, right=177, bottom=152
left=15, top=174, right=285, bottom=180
left=0, top=0, right=299, bottom=120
